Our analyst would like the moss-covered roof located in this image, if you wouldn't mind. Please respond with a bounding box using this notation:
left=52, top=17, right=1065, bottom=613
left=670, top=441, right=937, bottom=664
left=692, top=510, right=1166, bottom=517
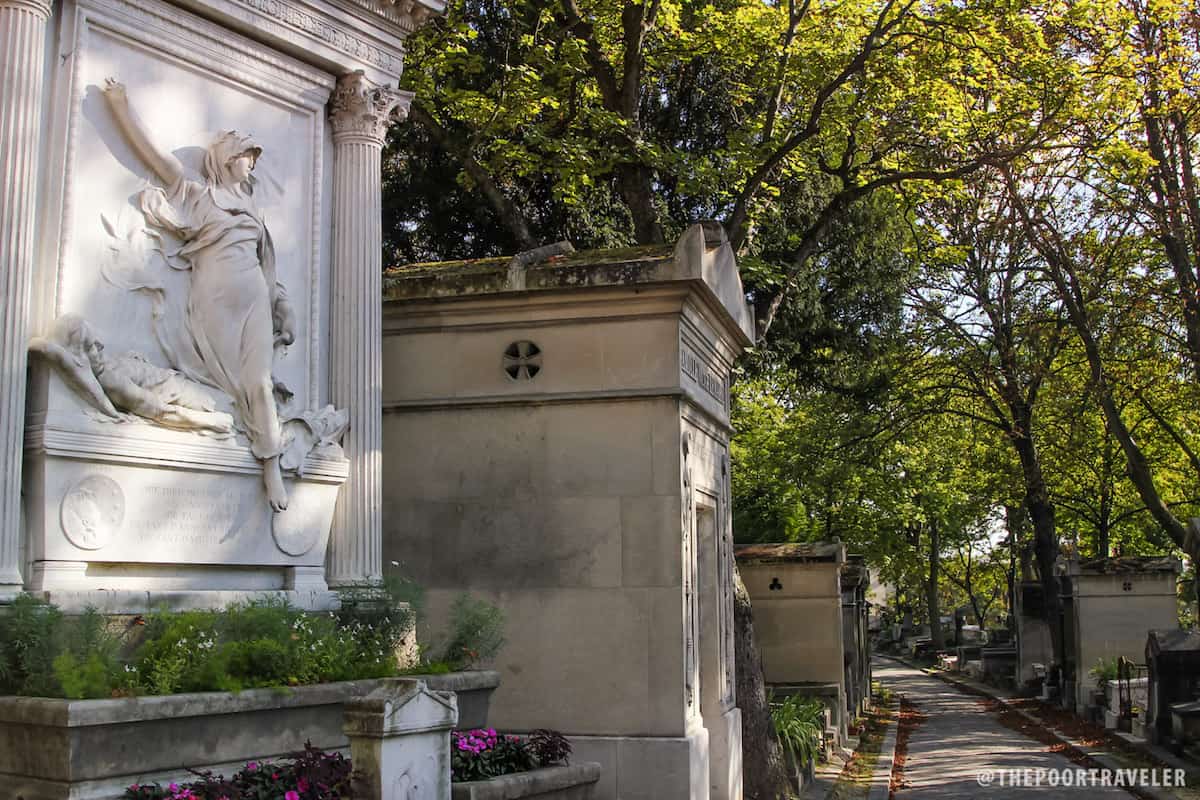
left=733, top=541, right=845, bottom=564
left=1075, top=556, right=1180, bottom=574
left=382, top=244, right=677, bottom=301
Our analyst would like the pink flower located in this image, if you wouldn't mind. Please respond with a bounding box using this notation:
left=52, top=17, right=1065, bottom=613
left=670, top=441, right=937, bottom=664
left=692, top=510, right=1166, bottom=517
left=245, top=762, right=258, bottom=771
left=285, top=792, right=301, bottom=800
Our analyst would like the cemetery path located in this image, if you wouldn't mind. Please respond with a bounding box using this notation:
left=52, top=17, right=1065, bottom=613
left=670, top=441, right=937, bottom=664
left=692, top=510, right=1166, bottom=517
left=875, top=658, right=1135, bottom=799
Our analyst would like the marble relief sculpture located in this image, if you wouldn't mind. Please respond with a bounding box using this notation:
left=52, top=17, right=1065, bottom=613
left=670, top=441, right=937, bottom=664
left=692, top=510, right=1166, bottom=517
left=99, top=78, right=297, bottom=511
left=30, top=314, right=236, bottom=436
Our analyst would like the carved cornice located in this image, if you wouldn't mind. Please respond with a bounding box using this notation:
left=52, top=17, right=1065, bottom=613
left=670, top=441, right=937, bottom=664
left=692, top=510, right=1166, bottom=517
left=341, top=0, right=442, bottom=34
left=0, top=0, right=53, bottom=18
left=329, top=71, right=412, bottom=143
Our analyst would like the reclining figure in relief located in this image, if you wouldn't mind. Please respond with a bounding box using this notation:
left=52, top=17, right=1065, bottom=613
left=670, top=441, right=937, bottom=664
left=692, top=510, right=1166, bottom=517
left=30, top=313, right=236, bottom=437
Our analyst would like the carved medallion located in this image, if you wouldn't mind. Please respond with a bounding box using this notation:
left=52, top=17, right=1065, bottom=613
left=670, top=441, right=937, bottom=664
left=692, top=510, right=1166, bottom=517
left=60, top=475, right=125, bottom=550
left=271, top=489, right=321, bottom=556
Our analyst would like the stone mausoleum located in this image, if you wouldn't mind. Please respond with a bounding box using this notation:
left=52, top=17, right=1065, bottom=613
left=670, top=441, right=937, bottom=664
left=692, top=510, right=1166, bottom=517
left=380, top=223, right=753, bottom=800
left=735, top=541, right=851, bottom=743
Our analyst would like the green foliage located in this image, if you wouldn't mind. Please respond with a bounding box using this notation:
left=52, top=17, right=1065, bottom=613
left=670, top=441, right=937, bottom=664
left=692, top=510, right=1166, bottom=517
left=428, top=593, right=506, bottom=671
left=0, top=594, right=418, bottom=699
left=131, top=597, right=416, bottom=695
left=770, top=694, right=825, bottom=769
left=0, top=596, right=126, bottom=698
left=1089, top=658, right=1120, bottom=687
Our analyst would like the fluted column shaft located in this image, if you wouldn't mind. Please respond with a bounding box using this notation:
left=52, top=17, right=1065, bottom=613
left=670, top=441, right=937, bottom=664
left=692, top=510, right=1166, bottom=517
left=0, top=0, right=52, bottom=597
left=327, top=73, right=408, bottom=587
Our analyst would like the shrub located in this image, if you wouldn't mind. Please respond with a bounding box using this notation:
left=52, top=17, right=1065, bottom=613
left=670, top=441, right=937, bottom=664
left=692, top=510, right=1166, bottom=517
left=0, top=596, right=127, bottom=698
left=0, top=594, right=417, bottom=699
left=430, top=593, right=505, bottom=671
left=1089, top=657, right=1120, bottom=687
left=770, top=694, right=825, bottom=768
left=0, top=579, right=501, bottom=699
left=528, top=729, right=572, bottom=766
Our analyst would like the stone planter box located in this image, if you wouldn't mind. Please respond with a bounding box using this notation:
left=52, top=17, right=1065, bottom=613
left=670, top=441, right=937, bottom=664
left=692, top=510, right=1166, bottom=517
left=0, top=670, right=500, bottom=800
left=412, top=670, right=500, bottom=730
left=452, top=763, right=602, bottom=800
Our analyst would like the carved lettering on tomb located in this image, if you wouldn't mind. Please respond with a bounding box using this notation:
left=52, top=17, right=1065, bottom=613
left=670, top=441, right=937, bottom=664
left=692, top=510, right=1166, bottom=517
left=129, top=484, right=260, bottom=546
left=680, top=344, right=728, bottom=409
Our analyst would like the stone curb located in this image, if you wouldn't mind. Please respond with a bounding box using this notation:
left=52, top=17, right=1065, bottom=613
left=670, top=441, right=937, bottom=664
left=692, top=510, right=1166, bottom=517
left=890, top=656, right=1189, bottom=800
left=865, top=694, right=900, bottom=800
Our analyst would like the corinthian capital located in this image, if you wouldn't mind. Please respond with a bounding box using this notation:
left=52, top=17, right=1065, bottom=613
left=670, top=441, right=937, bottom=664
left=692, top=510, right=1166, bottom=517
left=0, top=0, right=53, bottom=18
left=329, top=72, right=412, bottom=144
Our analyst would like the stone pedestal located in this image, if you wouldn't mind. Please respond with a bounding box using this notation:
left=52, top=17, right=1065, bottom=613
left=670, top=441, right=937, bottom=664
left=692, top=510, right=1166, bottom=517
left=0, top=0, right=53, bottom=598
left=343, top=679, right=458, bottom=800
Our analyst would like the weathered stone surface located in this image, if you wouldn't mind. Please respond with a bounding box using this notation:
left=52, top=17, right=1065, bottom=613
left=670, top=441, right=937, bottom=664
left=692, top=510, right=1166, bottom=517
left=344, top=679, right=458, bottom=800
left=0, top=672, right=490, bottom=799
left=451, top=763, right=602, bottom=800
left=0, top=679, right=379, bottom=799
left=414, top=669, right=501, bottom=730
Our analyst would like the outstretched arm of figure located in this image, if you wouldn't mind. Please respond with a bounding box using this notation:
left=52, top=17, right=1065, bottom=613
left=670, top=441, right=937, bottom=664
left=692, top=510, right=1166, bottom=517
left=102, top=79, right=186, bottom=187
left=28, top=337, right=121, bottom=418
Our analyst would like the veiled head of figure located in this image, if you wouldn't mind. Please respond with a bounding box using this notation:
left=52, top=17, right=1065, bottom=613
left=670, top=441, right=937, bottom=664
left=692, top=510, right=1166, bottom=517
left=204, top=131, right=262, bottom=188
left=51, top=313, right=105, bottom=370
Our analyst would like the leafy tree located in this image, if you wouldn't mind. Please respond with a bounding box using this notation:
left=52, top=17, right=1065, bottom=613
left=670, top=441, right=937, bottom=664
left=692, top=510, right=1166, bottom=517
left=905, top=174, right=1070, bottom=663
left=392, top=0, right=1072, bottom=339
left=1000, top=0, right=1200, bottom=566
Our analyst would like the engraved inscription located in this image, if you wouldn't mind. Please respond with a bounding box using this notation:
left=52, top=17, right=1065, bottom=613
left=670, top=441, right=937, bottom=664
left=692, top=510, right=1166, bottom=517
left=128, top=485, right=258, bottom=546
left=681, top=345, right=728, bottom=407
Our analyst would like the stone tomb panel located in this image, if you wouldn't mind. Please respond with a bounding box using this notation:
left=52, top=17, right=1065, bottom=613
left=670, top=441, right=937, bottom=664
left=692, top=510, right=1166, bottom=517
left=32, top=456, right=335, bottom=566
left=43, top=0, right=331, bottom=419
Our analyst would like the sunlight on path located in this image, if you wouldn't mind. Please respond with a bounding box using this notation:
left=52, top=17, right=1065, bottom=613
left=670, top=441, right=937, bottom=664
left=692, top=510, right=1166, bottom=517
left=875, top=659, right=1134, bottom=799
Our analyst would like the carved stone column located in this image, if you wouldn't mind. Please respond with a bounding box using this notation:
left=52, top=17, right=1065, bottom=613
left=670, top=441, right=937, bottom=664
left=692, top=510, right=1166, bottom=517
left=327, top=72, right=409, bottom=587
left=0, top=0, right=52, bottom=598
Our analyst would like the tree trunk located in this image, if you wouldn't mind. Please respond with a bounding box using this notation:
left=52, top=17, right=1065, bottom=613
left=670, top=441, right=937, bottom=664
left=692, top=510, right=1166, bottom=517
left=1004, top=503, right=1025, bottom=633
left=616, top=162, right=664, bottom=245
left=733, top=566, right=790, bottom=800
left=999, top=391, right=1064, bottom=669
left=925, top=520, right=945, bottom=650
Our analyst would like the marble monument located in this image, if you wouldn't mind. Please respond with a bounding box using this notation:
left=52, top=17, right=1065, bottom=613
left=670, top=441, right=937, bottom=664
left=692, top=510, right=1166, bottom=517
left=0, top=0, right=442, bottom=609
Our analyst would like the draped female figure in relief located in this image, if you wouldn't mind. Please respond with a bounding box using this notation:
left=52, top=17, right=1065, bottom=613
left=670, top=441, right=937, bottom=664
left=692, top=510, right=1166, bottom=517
left=102, top=79, right=295, bottom=512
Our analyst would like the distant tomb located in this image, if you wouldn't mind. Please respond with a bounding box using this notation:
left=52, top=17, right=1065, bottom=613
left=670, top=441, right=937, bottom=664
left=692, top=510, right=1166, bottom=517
left=1061, top=557, right=1181, bottom=711
left=735, top=541, right=850, bottom=743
